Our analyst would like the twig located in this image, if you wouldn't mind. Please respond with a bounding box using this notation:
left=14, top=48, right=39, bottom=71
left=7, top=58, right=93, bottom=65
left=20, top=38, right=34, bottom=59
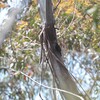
left=39, top=26, right=45, bottom=64
left=9, top=68, right=84, bottom=100
left=58, top=0, right=76, bottom=38
left=39, top=93, right=44, bottom=100
left=53, top=0, right=61, bottom=13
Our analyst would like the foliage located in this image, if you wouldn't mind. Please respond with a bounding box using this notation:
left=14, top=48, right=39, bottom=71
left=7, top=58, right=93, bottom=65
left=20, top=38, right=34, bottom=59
left=0, top=0, right=100, bottom=100
left=55, top=0, right=100, bottom=52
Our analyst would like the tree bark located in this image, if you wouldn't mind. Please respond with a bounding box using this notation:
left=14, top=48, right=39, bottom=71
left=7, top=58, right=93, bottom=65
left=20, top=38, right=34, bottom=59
left=38, top=0, right=81, bottom=100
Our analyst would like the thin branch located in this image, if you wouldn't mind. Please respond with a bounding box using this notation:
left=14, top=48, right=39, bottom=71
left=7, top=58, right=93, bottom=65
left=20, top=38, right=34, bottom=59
left=39, top=93, right=44, bottom=100
left=53, top=0, right=61, bottom=13
left=9, top=68, right=84, bottom=100
left=58, top=0, right=76, bottom=38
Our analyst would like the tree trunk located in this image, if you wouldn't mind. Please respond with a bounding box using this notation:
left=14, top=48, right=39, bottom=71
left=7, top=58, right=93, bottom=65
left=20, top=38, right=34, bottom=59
left=38, top=0, right=81, bottom=100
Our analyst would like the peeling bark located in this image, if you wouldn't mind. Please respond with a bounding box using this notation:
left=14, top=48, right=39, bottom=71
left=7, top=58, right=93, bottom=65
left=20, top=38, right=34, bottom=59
left=38, top=0, right=81, bottom=100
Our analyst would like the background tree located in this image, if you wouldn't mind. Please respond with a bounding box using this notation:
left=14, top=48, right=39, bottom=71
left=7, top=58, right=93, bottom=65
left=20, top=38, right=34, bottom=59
left=0, top=0, right=100, bottom=100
